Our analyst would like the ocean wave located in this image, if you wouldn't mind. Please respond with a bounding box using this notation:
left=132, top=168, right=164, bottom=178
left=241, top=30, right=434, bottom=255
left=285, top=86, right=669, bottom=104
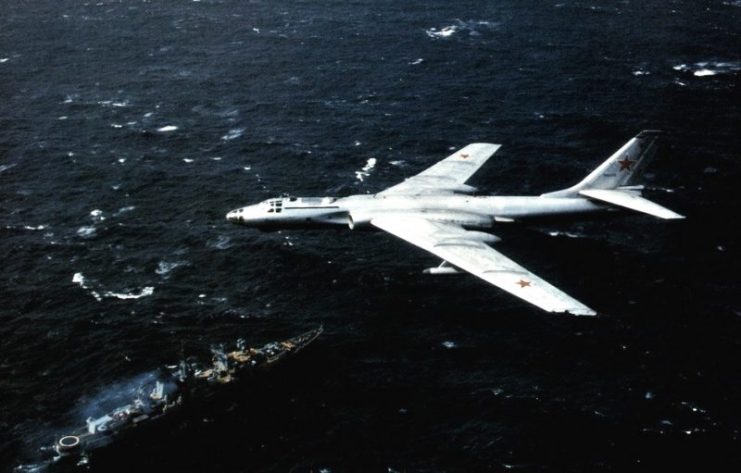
left=673, top=61, right=740, bottom=77
left=425, top=19, right=499, bottom=40
left=157, top=125, right=178, bottom=132
left=76, top=226, right=97, bottom=238
left=113, top=205, right=135, bottom=216
left=355, top=157, right=377, bottom=182
left=72, top=272, right=155, bottom=301
left=207, top=235, right=233, bottom=250
left=156, top=260, right=187, bottom=278
left=221, top=128, right=245, bottom=141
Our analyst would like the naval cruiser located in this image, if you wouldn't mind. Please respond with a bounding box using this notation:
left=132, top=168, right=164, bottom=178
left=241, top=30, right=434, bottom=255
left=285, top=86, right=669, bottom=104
left=48, top=326, right=323, bottom=461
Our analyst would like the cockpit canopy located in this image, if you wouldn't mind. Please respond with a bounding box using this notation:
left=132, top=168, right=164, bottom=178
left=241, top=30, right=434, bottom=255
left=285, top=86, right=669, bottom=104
left=258, top=196, right=337, bottom=213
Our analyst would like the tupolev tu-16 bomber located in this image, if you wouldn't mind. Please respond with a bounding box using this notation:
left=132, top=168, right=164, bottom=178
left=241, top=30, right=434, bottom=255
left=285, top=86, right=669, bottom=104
left=227, top=131, right=683, bottom=316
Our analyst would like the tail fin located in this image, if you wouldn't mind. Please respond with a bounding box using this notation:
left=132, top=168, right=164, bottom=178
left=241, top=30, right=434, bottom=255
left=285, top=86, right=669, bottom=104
left=543, top=130, right=663, bottom=198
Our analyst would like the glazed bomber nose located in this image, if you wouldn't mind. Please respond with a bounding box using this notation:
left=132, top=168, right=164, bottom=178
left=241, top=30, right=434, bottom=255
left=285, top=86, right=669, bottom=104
left=226, top=209, right=242, bottom=223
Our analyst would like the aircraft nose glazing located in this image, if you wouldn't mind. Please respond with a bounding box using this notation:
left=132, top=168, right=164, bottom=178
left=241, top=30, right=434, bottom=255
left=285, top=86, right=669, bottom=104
left=226, top=209, right=243, bottom=223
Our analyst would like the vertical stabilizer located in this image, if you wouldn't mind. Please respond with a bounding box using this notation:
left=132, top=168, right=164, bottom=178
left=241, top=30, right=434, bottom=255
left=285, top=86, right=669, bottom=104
left=542, top=130, right=663, bottom=198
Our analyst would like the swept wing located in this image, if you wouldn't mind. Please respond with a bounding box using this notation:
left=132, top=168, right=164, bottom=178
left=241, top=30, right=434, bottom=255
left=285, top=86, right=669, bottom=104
left=378, top=143, right=501, bottom=196
left=371, top=216, right=596, bottom=316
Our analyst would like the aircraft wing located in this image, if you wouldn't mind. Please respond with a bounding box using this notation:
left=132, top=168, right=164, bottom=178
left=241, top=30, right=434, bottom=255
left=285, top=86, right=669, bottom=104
left=371, top=216, right=596, bottom=316
left=378, top=143, right=501, bottom=196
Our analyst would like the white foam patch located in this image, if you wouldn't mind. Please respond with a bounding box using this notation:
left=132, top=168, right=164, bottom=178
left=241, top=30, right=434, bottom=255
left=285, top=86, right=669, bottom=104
left=409, top=58, right=424, bottom=65
left=183, top=158, right=194, bottom=163
left=389, top=160, right=406, bottom=167
left=426, top=25, right=459, bottom=38
left=673, top=61, right=740, bottom=77
left=632, top=70, right=650, bottom=76
left=156, top=261, right=185, bottom=277
left=548, top=231, right=584, bottom=239
left=0, top=58, right=9, bottom=63
left=0, top=163, right=16, bottom=174
left=73, top=272, right=154, bottom=301
left=104, top=287, right=155, bottom=300
left=442, top=341, right=457, bottom=349
left=426, top=20, right=499, bottom=40
left=694, top=69, right=716, bottom=77
left=23, top=225, right=47, bottom=231
left=157, top=125, right=178, bottom=132
left=355, top=157, right=377, bottom=182
left=90, top=209, right=105, bottom=222
left=73, top=272, right=101, bottom=301
left=77, top=226, right=97, bottom=238
left=221, top=128, right=245, bottom=141
left=113, top=205, right=135, bottom=216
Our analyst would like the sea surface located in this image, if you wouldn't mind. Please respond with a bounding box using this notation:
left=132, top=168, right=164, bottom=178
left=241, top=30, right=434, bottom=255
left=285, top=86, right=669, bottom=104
left=1, top=1, right=740, bottom=471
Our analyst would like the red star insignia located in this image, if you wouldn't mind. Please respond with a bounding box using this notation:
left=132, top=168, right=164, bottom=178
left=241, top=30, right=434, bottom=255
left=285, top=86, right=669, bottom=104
left=460, top=153, right=469, bottom=159
left=516, top=279, right=531, bottom=288
left=618, top=156, right=634, bottom=171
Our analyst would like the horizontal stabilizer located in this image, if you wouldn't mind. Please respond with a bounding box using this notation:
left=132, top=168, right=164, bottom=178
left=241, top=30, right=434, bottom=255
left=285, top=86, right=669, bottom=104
left=579, top=189, right=685, bottom=220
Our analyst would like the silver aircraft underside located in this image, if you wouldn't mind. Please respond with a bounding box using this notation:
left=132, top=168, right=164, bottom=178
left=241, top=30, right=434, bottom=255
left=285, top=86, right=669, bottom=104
left=226, top=131, right=684, bottom=316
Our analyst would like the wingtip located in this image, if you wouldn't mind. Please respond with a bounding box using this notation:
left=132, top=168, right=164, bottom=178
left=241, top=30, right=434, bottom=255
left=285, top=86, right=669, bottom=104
left=567, top=307, right=598, bottom=317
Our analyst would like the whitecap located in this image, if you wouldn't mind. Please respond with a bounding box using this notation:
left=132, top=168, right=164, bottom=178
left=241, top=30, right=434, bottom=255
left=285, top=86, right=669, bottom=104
left=58, top=115, right=68, bottom=120
left=355, top=157, right=377, bottom=182
left=183, top=158, right=194, bottom=163
left=0, top=163, right=16, bottom=173
left=252, top=27, right=260, bottom=33
left=632, top=70, right=650, bottom=76
left=221, top=128, right=245, bottom=141
left=0, top=58, right=8, bottom=63
left=547, top=231, right=583, bottom=239
left=442, top=340, right=457, bottom=349
left=103, top=287, right=154, bottom=300
left=112, top=100, right=129, bottom=107
left=23, top=224, right=46, bottom=231
left=77, top=226, right=97, bottom=238
left=63, top=95, right=74, bottom=104
left=693, top=69, right=717, bottom=77
left=426, top=25, right=459, bottom=39
left=111, top=123, right=123, bottom=128
left=389, top=160, right=406, bottom=167
left=409, top=58, right=424, bottom=65
left=113, top=205, right=135, bottom=216
left=72, top=272, right=102, bottom=301
left=157, top=125, right=178, bottom=132
left=211, top=156, right=222, bottom=161
left=118, top=158, right=126, bottom=164
left=156, top=260, right=185, bottom=277
left=90, top=209, right=105, bottom=222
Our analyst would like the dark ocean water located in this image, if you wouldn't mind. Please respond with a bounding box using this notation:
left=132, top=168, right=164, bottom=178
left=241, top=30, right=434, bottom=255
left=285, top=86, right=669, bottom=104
left=1, top=0, right=740, bottom=471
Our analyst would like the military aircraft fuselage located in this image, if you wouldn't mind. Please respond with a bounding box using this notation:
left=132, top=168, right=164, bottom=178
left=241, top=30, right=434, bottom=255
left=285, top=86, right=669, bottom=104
left=226, top=194, right=606, bottom=230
